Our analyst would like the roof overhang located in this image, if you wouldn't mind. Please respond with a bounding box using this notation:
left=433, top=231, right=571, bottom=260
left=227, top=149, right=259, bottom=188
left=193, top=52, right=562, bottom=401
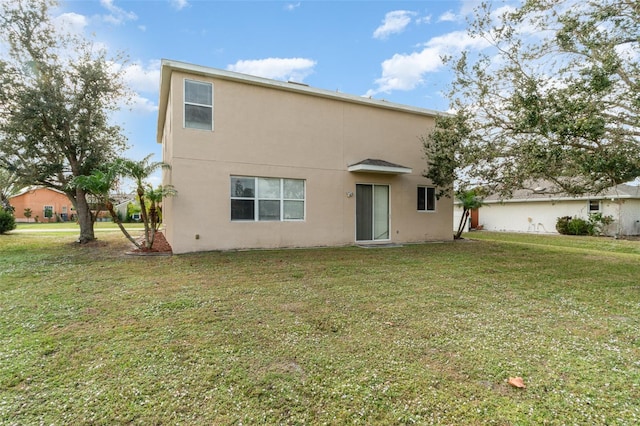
left=348, top=159, right=412, bottom=175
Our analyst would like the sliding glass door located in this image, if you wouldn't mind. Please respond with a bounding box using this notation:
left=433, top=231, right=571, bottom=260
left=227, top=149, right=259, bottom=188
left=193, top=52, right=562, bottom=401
left=356, top=184, right=389, bottom=241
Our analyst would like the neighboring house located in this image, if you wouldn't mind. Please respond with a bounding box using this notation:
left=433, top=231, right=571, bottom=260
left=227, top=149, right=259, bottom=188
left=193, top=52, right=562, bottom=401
left=455, top=184, right=640, bottom=236
left=112, top=193, right=137, bottom=221
left=156, top=60, right=453, bottom=254
left=9, top=187, right=75, bottom=222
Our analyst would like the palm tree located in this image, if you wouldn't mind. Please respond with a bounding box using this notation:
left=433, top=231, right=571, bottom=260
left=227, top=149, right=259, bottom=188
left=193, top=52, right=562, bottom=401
left=454, top=189, right=485, bottom=239
left=23, top=208, right=32, bottom=222
left=121, top=155, right=174, bottom=250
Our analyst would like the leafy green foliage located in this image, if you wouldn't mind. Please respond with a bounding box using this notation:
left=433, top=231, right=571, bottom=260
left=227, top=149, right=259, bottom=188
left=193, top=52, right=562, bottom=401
left=556, top=213, right=615, bottom=236
left=454, top=189, right=485, bottom=239
left=556, top=216, right=591, bottom=235
left=421, top=112, right=472, bottom=198
left=0, top=0, right=130, bottom=243
left=431, top=0, right=640, bottom=196
left=0, top=169, right=19, bottom=212
left=0, top=208, right=16, bottom=234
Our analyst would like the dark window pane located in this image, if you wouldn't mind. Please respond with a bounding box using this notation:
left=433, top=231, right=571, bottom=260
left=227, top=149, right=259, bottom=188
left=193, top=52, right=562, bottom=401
left=231, top=199, right=254, bottom=220
left=427, top=187, right=436, bottom=211
left=356, top=184, right=373, bottom=240
left=259, top=200, right=280, bottom=221
left=417, top=187, right=426, bottom=211
left=185, top=104, right=212, bottom=130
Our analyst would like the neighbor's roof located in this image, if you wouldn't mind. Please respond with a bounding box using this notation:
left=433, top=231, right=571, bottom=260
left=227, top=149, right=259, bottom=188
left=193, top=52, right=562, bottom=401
left=156, top=59, right=445, bottom=143
left=11, top=186, right=67, bottom=198
left=482, top=183, right=640, bottom=204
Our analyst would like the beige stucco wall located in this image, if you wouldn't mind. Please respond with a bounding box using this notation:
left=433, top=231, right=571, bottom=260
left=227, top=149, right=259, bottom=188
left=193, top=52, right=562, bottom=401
left=160, top=67, right=452, bottom=253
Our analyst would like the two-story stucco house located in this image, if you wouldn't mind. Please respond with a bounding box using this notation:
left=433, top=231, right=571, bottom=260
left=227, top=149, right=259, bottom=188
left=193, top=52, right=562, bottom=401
left=157, top=60, right=452, bottom=254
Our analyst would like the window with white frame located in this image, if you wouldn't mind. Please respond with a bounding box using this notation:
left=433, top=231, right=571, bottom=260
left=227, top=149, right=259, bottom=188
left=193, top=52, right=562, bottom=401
left=43, top=205, right=54, bottom=218
left=184, top=79, right=213, bottom=130
left=588, top=199, right=600, bottom=213
left=231, top=176, right=305, bottom=221
left=417, top=186, right=436, bottom=212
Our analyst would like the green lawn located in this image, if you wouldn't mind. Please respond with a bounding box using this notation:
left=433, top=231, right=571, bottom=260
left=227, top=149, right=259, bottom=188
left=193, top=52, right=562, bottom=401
left=1, top=231, right=638, bottom=424
left=13, top=221, right=145, bottom=231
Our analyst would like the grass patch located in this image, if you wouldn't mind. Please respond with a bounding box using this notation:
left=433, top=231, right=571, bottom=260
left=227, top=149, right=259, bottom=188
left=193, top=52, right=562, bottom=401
left=1, top=231, right=639, bottom=424
left=13, top=222, right=145, bottom=231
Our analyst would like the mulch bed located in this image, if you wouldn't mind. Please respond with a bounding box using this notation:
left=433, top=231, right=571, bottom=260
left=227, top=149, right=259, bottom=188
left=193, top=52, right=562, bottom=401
left=127, top=231, right=173, bottom=255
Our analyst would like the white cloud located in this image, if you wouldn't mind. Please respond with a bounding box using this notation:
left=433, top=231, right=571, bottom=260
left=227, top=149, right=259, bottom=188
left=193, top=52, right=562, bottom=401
left=373, top=10, right=416, bottom=40
left=128, top=94, right=158, bottom=114
left=438, top=10, right=459, bottom=22
left=417, top=15, right=432, bottom=25
left=285, top=2, right=301, bottom=12
left=53, top=13, right=89, bottom=35
left=170, top=0, right=189, bottom=11
left=366, top=48, right=441, bottom=96
left=109, top=60, right=161, bottom=113
left=227, top=58, right=317, bottom=82
left=367, top=30, right=490, bottom=96
left=120, top=60, right=161, bottom=94
left=99, top=0, right=137, bottom=25
left=459, top=0, right=480, bottom=17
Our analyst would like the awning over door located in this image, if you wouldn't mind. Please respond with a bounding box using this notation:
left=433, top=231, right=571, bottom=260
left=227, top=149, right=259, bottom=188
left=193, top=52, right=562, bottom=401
left=347, top=158, right=412, bottom=175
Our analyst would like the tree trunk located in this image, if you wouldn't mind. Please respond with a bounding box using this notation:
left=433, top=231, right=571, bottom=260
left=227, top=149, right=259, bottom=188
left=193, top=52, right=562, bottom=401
left=148, top=201, right=158, bottom=249
left=455, top=208, right=470, bottom=239
left=1, top=192, right=13, bottom=212
left=106, top=202, right=141, bottom=249
left=74, top=188, right=96, bottom=243
left=137, top=189, right=151, bottom=249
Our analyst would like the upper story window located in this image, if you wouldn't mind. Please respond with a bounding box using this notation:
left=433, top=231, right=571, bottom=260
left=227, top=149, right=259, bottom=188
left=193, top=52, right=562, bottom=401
left=417, top=186, right=436, bottom=212
left=184, top=79, right=213, bottom=130
left=231, top=176, right=305, bottom=222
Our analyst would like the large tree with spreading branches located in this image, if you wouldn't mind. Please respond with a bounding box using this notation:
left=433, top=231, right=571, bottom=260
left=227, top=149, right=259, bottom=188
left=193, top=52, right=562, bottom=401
left=423, top=0, right=639, bottom=197
left=0, top=0, right=130, bottom=243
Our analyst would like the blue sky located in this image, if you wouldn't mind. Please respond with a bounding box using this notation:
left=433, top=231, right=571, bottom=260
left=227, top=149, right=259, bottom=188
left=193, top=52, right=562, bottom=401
left=53, top=0, right=490, bottom=182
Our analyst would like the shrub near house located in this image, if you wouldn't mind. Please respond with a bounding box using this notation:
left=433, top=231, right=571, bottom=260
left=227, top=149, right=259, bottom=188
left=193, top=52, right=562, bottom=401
left=0, top=207, right=16, bottom=234
left=556, top=213, right=614, bottom=236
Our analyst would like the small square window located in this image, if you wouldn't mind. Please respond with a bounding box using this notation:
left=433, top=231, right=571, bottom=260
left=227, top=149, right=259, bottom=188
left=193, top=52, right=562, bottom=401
left=231, top=177, right=255, bottom=198
left=417, top=187, right=436, bottom=212
left=231, top=199, right=255, bottom=220
left=588, top=200, right=600, bottom=212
